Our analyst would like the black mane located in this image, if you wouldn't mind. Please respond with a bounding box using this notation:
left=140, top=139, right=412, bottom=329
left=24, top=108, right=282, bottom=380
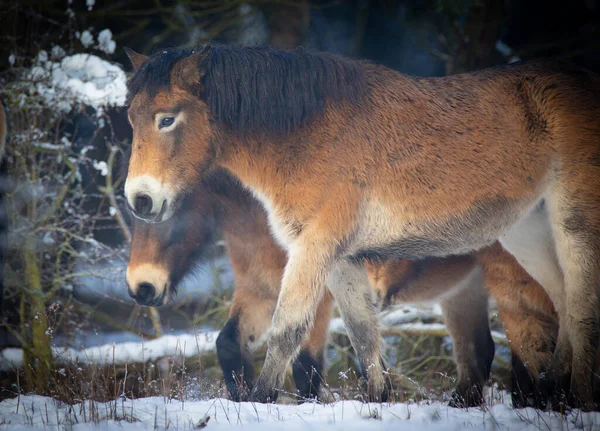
left=127, top=45, right=370, bottom=135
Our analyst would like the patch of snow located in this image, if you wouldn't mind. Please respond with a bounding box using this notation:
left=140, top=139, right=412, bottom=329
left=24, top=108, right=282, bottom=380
left=37, top=50, right=48, bottom=63
left=79, top=30, right=94, bottom=48
left=86, top=0, right=95, bottom=11
left=8, top=53, right=15, bottom=66
left=92, top=160, right=108, bottom=176
left=495, top=40, right=521, bottom=64
left=495, top=40, right=513, bottom=57
left=28, top=53, right=127, bottom=113
left=51, top=45, right=66, bottom=60
left=97, top=29, right=116, bottom=54
left=33, top=142, right=65, bottom=151
left=1, top=394, right=599, bottom=431
left=42, top=232, right=55, bottom=245
left=0, top=331, right=218, bottom=371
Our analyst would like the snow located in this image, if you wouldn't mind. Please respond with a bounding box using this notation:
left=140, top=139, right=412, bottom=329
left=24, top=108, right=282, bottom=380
left=28, top=53, right=127, bottom=113
left=495, top=40, right=522, bottom=64
left=79, top=30, right=94, bottom=48
left=51, top=45, right=66, bottom=60
left=97, top=29, right=116, bottom=54
left=1, top=394, right=599, bottom=431
left=86, top=0, right=95, bottom=11
left=0, top=331, right=219, bottom=371
left=92, top=160, right=109, bottom=176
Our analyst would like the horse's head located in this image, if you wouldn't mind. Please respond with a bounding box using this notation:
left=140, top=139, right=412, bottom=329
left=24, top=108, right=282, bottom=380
left=123, top=47, right=213, bottom=223
left=123, top=45, right=368, bottom=224
left=126, top=177, right=221, bottom=307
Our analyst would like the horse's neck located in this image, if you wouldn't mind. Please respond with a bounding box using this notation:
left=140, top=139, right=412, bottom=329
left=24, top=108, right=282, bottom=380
left=207, top=173, right=269, bottom=240
left=214, top=70, right=421, bottom=205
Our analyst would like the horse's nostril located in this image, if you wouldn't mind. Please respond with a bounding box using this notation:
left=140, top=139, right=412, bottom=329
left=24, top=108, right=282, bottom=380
left=136, top=282, right=155, bottom=304
left=134, top=194, right=153, bottom=217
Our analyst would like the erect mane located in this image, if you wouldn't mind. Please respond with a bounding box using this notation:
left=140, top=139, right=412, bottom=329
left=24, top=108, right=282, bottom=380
left=127, top=45, right=370, bottom=135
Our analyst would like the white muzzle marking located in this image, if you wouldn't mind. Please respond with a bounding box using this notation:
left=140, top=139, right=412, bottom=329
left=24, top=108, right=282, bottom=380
left=124, top=174, right=176, bottom=222
left=126, top=263, right=171, bottom=303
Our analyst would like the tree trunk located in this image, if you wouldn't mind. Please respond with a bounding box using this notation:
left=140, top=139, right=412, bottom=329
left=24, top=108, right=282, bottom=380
left=446, top=0, right=506, bottom=75
left=263, top=0, right=310, bottom=49
left=22, top=235, right=54, bottom=393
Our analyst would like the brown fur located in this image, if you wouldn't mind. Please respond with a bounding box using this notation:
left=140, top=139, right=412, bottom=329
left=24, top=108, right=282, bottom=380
left=124, top=48, right=600, bottom=408
left=478, top=243, right=558, bottom=377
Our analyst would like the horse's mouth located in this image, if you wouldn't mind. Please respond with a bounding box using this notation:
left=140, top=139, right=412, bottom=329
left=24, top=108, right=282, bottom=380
left=148, top=285, right=169, bottom=307
left=127, top=199, right=169, bottom=224
left=153, top=200, right=168, bottom=223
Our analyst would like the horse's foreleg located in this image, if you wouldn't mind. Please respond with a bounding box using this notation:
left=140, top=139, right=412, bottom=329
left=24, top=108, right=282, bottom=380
left=250, top=238, right=334, bottom=403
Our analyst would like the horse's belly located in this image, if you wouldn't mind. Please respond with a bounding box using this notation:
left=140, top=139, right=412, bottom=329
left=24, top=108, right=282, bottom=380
left=347, top=197, right=538, bottom=260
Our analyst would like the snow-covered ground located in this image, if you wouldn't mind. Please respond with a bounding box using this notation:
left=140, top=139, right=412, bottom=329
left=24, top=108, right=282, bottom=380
left=1, top=393, right=599, bottom=431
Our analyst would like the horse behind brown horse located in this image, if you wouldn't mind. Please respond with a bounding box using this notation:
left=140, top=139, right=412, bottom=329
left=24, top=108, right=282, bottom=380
left=123, top=45, right=600, bottom=408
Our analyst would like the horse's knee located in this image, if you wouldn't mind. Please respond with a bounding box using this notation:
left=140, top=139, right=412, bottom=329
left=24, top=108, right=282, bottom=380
left=217, top=317, right=255, bottom=401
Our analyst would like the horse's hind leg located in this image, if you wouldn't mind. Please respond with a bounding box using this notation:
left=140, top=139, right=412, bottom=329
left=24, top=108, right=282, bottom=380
left=439, top=265, right=495, bottom=408
left=326, top=259, right=389, bottom=402
left=499, top=201, right=571, bottom=405
left=546, top=178, right=600, bottom=410
left=292, top=290, right=334, bottom=402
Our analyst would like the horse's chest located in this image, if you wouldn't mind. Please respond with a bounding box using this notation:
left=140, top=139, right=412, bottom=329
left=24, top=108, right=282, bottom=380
left=250, top=190, right=297, bottom=250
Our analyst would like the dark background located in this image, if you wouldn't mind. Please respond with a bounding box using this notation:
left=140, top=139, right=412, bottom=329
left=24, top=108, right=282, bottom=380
left=2, top=0, right=599, bottom=77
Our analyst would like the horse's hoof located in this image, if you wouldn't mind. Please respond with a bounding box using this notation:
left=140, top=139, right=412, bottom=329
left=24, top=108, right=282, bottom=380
left=448, top=387, right=484, bottom=408
left=249, top=385, right=279, bottom=404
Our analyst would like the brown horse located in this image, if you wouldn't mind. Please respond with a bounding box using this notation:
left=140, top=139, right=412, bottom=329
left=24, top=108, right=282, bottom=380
left=127, top=167, right=558, bottom=408
left=127, top=169, right=334, bottom=402
left=123, top=46, right=600, bottom=408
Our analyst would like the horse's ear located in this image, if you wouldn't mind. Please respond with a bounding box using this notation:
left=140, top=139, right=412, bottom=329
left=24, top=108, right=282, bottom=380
left=171, top=45, right=211, bottom=94
left=124, top=47, right=148, bottom=71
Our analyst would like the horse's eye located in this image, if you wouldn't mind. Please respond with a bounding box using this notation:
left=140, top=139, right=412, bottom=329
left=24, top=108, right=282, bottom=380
left=158, top=117, right=175, bottom=129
